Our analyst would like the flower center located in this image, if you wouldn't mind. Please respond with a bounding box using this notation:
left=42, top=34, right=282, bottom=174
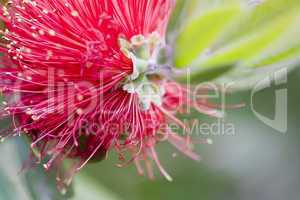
left=119, top=33, right=167, bottom=110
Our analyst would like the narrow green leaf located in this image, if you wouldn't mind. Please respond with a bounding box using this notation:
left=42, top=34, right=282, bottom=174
left=175, top=5, right=241, bottom=68
left=199, top=10, right=298, bottom=69
left=253, top=44, right=300, bottom=67
left=218, top=0, right=300, bottom=44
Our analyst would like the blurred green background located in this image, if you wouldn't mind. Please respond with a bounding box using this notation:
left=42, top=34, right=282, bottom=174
left=1, top=0, right=300, bottom=199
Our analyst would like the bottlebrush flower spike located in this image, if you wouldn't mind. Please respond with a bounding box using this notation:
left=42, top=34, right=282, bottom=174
left=0, top=0, right=216, bottom=191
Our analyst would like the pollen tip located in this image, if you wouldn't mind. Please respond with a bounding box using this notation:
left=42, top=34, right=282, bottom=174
left=71, top=10, right=79, bottom=17
left=165, top=175, right=173, bottom=182
left=76, top=108, right=83, bottom=115
left=43, top=163, right=50, bottom=170
left=116, top=163, right=123, bottom=168
left=48, top=29, right=56, bottom=36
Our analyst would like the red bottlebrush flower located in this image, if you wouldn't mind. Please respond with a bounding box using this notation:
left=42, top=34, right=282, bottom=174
left=0, top=0, right=215, bottom=190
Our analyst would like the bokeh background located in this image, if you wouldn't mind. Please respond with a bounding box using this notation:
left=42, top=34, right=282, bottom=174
left=0, top=0, right=300, bottom=199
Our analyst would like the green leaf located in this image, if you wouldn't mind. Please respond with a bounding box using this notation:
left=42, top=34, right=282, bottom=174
left=174, top=5, right=241, bottom=68
left=252, top=44, right=300, bottom=67
left=217, top=0, right=300, bottom=44
left=200, top=10, right=298, bottom=68
left=242, top=14, right=300, bottom=68
left=174, top=0, right=300, bottom=85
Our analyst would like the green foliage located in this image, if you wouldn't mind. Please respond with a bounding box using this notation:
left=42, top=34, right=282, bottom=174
left=175, top=5, right=241, bottom=67
left=174, top=0, right=300, bottom=85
